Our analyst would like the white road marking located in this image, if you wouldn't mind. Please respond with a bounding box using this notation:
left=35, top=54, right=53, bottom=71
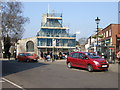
left=2, top=78, right=25, bottom=90
left=0, top=80, right=5, bottom=82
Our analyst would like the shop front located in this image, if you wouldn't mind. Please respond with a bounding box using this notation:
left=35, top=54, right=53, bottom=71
left=116, top=34, right=120, bottom=52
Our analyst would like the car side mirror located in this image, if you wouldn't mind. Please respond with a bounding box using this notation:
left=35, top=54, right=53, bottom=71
left=84, top=56, right=89, bottom=60
left=85, top=57, right=89, bottom=60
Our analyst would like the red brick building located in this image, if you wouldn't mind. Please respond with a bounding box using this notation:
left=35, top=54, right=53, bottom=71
left=98, top=24, right=120, bottom=57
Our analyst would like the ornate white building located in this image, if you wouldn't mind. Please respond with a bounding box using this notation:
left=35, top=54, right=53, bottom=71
left=17, top=12, right=76, bottom=55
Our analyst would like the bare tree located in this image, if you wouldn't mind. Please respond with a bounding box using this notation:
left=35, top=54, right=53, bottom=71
left=1, top=1, right=29, bottom=57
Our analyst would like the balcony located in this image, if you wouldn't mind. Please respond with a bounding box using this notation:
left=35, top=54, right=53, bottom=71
left=47, top=13, right=62, bottom=18
left=47, top=17, right=62, bottom=20
left=41, top=27, right=69, bottom=30
left=37, top=33, right=76, bottom=38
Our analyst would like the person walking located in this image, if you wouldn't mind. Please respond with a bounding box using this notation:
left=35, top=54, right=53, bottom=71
left=44, top=52, right=47, bottom=62
left=112, top=51, right=115, bottom=64
left=41, top=51, right=43, bottom=59
left=39, top=51, right=43, bottom=60
left=117, top=50, right=120, bottom=64
left=59, top=51, right=63, bottom=59
left=8, top=52, right=11, bottom=60
left=104, top=52, right=107, bottom=60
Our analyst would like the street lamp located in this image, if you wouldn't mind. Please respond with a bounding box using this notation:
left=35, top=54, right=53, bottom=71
left=95, top=17, right=100, bottom=54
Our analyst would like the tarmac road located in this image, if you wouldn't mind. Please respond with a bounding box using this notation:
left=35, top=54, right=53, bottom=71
left=1, top=59, right=119, bottom=89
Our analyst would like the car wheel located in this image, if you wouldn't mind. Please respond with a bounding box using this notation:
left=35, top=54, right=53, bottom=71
left=87, top=65, right=93, bottom=72
left=67, top=62, right=72, bottom=68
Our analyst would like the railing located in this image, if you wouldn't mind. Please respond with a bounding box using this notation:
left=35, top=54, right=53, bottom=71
left=68, top=34, right=76, bottom=37
left=37, top=34, right=76, bottom=38
left=47, top=13, right=62, bottom=18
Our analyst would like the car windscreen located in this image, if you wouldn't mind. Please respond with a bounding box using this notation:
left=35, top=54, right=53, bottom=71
left=85, top=52, right=100, bottom=58
left=25, top=53, right=33, bottom=56
left=19, top=53, right=25, bottom=56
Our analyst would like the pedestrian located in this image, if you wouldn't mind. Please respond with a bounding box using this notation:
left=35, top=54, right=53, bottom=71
left=13, top=50, right=16, bottom=60
left=67, top=51, right=69, bottom=56
left=46, top=55, right=51, bottom=61
left=50, top=51, right=53, bottom=59
left=47, top=51, right=50, bottom=55
left=50, top=51, right=53, bottom=62
left=39, top=51, right=43, bottom=60
left=97, top=51, right=101, bottom=56
left=59, top=51, right=63, bottom=59
left=41, top=51, right=43, bottom=59
left=104, top=52, right=107, bottom=60
left=47, top=51, right=51, bottom=61
left=112, top=51, right=115, bottom=64
left=8, top=52, right=11, bottom=60
left=117, top=50, right=120, bottom=64
left=44, top=53, right=47, bottom=62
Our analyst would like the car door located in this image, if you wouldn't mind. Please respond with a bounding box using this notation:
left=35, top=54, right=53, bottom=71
left=77, top=53, right=88, bottom=68
left=18, top=53, right=23, bottom=61
left=20, top=53, right=26, bottom=61
left=70, top=53, right=79, bottom=67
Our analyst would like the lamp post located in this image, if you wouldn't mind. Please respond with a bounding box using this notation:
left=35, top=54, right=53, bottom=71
left=95, top=17, right=100, bottom=54
left=76, top=32, right=80, bottom=52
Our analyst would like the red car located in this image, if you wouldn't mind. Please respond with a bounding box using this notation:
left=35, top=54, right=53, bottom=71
left=67, top=52, right=109, bottom=72
left=17, top=53, right=39, bottom=62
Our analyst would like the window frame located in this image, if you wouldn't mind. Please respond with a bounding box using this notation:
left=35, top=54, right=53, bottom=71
left=71, top=53, right=79, bottom=58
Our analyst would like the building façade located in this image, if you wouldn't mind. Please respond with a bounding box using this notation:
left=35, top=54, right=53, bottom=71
left=17, top=12, right=76, bottom=56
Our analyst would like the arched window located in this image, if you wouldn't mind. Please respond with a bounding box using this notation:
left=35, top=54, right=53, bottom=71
left=26, top=41, right=34, bottom=52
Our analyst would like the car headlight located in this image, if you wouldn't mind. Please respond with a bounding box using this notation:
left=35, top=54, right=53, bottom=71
left=93, top=61, right=100, bottom=65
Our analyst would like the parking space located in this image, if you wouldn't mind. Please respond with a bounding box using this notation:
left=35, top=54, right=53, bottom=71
left=2, top=78, right=25, bottom=89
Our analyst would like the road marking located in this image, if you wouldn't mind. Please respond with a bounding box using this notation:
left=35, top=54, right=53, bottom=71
left=0, top=80, right=5, bottom=82
left=2, top=78, right=25, bottom=90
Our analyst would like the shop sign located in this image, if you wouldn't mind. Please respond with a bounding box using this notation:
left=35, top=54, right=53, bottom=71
left=109, top=46, right=115, bottom=49
left=117, top=39, right=120, bottom=41
left=109, top=48, right=114, bottom=49
left=105, top=40, right=110, bottom=43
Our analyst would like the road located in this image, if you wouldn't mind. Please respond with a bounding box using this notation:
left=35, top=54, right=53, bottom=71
left=1, top=59, right=119, bottom=89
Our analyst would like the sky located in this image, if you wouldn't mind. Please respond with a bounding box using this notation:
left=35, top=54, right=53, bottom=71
left=22, top=1, right=118, bottom=40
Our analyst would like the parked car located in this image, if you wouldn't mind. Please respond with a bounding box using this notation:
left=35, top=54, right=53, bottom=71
left=17, top=53, right=39, bottom=62
left=66, top=52, right=109, bottom=72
